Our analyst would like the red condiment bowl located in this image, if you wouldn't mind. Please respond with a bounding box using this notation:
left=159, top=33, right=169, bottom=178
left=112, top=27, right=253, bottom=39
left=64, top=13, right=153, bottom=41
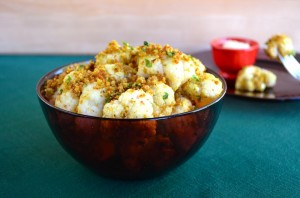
left=211, top=37, right=259, bottom=80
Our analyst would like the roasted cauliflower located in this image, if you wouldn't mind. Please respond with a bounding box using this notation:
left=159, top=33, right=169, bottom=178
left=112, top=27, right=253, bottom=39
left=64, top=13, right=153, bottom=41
left=103, top=89, right=154, bottom=119
left=235, top=66, right=277, bottom=92
left=265, top=34, right=295, bottom=59
left=43, top=40, right=224, bottom=118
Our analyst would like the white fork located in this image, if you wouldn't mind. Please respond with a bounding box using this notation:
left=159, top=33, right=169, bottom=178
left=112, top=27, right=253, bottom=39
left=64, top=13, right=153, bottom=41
left=278, top=54, right=300, bottom=81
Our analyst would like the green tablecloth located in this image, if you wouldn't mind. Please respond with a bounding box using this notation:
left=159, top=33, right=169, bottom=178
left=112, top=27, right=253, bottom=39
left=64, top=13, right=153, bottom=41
left=0, top=55, right=299, bottom=197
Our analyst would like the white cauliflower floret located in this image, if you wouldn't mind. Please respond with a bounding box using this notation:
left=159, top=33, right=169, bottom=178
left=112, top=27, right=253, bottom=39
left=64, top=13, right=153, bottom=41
left=104, top=63, right=125, bottom=81
left=235, top=66, right=277, bottom=92
left=103, top=89, right=154, bottom=119
left=182, top=73, right=223, bottom=101
left=182, top=60, right=196, bottom=84
left=127, top=101, right=153, bottom=119
left=200, top=73, right=223, bottom=98
left=102, top=100, right=124, bottom=118
left=50, top=85, right=62, bottom=103
left=151, top=82, right=175, bottom=117
left=119, top=89, right=153, bottom=118
left=162, top=55, right=205, bottom=92
left=137, top=55, right=164, bottom=77
left=55, top=91, right=79, bottom=112
left=162, top=57, right=185, bottom=91
left=191, top=56, right=206, bottom=74
left=96, top=52, right=128, bottom=65
left=95, top=41, right=133, bottom=65
left=265, top=34, right=295, bottom=59
left=77, top=83, right=106, bottom=117
left=62, top=70, right=80, bottom=85
left=54, top=71, right=81, bottom=112
left=182, top=79, right=201, bottom=101
left=182, top=56, right=206, bottom=84
left=264, top=70, right=277, bottom=87
left=172, top=96, right=194, bottom=114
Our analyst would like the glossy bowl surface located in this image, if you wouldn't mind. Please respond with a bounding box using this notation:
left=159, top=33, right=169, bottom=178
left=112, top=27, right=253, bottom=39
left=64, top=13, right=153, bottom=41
left=211, top=37, right=259, bottom=80
left=36, top=61, right=227, bottom=180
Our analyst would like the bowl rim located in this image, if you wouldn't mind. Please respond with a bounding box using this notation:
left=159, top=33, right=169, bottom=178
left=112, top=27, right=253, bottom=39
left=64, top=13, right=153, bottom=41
left=210, top=36, right=259, bottom=52
left=36, top=60, right=227, bottom=121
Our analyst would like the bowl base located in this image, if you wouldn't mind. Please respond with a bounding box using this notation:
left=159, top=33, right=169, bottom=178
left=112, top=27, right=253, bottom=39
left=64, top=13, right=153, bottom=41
left=220, top=71, right=237, bottom=80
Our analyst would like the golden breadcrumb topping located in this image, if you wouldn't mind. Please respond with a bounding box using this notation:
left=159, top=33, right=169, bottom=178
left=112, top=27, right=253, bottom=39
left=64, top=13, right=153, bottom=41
left=43, top=40, right=223, bottom=118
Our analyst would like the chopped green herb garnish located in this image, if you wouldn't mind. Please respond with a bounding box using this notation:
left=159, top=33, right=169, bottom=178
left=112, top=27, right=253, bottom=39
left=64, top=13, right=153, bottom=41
left=123, top=41, right=134, bottom=50
left=188, top=55, right=194, bottom=59
left=163, top=92, right=169, bottom=100
left=59, top=89, right=63, bottom=94
left=134, top=82, right=142, bottom=88
left=127, top=82, right=133, bottom=88
left=77, top=64, right=84, bottom=70
left=105, top=95, right=113, bottom=103
left=192, top=75, right=200, bottom=81
left=144, top=41, right=149, bottom=46
left=145, top=59, right=152, bottom=68
left=105, top=92, right=119, bottom=103
left=66, top=75, right=72, bottom=83
left=166, top=51, right=175, bottom=57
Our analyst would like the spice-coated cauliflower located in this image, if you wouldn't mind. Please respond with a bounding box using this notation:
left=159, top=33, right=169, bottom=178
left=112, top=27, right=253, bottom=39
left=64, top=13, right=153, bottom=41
left=235, top=66, right=277, bottom=92
left=265, top=34, right=295, bottom=59
left=77, top=82, right=106, bottom=117
left=181, top=73, right=223, bottom=103
left=172, top=96, right=194, bottom=114
left=151, top=82, right=175, bottom=117
left=103, top=89, right=154, bottom=118
left=54, top=71, right=80, bottom=112
left=43, top=40, right=224, bottom=118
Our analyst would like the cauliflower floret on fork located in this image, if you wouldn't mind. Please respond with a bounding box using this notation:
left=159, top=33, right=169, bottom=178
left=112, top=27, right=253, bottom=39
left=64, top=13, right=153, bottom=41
left=265, top=34, right=295, bottom=59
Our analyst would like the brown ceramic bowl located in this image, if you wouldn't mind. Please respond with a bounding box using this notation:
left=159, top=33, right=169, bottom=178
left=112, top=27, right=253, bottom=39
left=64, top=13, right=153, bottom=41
left=36, top=61, right=227, bottom=180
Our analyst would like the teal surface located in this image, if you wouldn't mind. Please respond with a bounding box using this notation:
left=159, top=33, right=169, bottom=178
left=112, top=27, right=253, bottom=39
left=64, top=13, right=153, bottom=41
left=0, top=55, right=299, bottom=198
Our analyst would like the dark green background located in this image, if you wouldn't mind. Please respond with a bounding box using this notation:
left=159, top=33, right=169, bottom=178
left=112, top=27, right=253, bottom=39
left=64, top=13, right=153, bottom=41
left=0, top=55, right=299, bottom=197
